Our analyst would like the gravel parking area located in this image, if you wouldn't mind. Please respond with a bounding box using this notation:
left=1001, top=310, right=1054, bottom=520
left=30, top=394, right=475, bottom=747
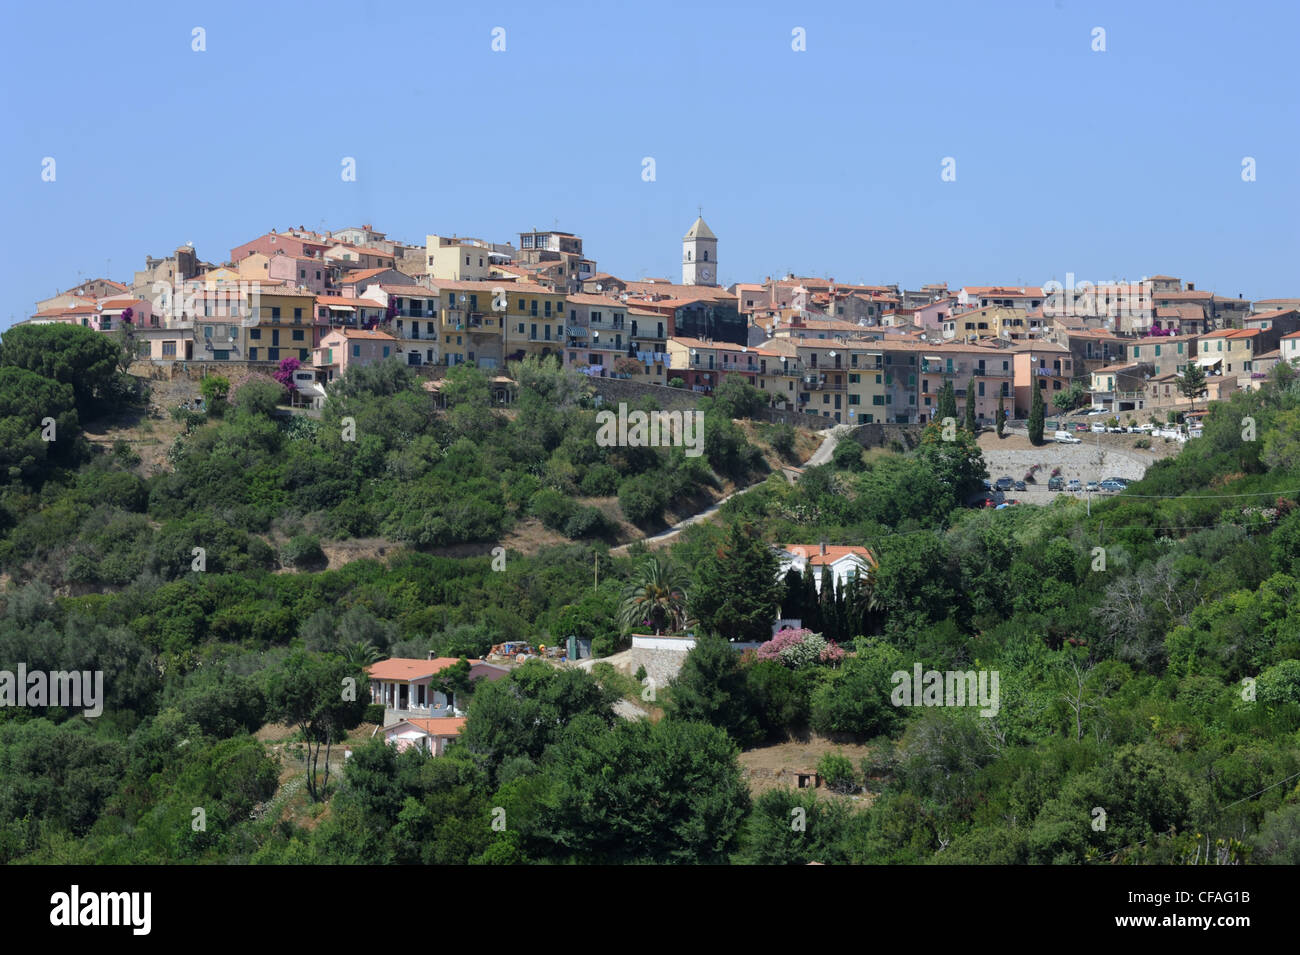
left=977, top=430, right=1173, bottom=499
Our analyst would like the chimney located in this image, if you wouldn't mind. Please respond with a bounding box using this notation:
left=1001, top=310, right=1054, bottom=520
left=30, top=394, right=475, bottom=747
left=819, top=540, right=827, bottom=556
left=1188, top=283, right=1195, bottom=291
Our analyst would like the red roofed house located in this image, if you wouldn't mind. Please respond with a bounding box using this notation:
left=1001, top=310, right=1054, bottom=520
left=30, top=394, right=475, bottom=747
left=382, top=717, right=467, bottom=755
left=778, top=543, right=878, bottom=594
left=313, top=327, right=396, bottom=381
left=367, top=657, right=509, bottom=726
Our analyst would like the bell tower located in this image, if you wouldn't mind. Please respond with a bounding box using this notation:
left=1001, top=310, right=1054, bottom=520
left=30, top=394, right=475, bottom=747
left=682, top=214, right=718, bottom=286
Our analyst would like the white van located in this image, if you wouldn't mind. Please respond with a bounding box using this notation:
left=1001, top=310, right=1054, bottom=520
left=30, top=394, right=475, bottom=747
left=1055, top=431, right=1082, bottom=443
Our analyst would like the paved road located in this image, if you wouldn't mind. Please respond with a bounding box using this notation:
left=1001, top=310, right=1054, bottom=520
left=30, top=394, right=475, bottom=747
left=611, top=426, right=842, bottom=555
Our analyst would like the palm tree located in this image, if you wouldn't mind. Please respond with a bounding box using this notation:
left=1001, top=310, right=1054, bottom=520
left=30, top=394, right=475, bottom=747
left=340, top=640, right=384, bottom=666
left=619, top=554, right=690, bottom=635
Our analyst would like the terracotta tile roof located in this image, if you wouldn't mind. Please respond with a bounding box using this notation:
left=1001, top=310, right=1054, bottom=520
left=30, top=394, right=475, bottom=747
left=377, top=285, right=437, bottom=297
left=783, top=544, right=878, bottom=567
left=566, top=293, right=627, bottom=307
left=669, top=336, right=756, bottom=353
left=391, top=717, right=467, bottom=737
left=1200, top=328, right=1260, bottom=339
left=316, top=295, right=385, bottom=308
left=367, top=657, right=464, bottom=681
left=338, top=267, right=395, bottom=285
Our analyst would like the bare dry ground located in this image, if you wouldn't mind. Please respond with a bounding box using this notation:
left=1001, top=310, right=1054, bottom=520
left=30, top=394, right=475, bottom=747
left=739, top=737, right=878, bottom=805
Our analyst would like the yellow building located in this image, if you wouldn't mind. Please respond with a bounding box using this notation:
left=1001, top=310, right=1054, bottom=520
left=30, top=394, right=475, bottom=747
left=432, top=280, right=566, bottom=369
left=427, top=235, right=493, bottom=282
left=501, top=282, right=568, bottom=363
left=247, top=288, right=316, bottom=364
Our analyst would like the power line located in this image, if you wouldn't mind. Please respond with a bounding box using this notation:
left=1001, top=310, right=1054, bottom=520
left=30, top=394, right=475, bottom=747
left=1103, top=769, right=1300, bottom=862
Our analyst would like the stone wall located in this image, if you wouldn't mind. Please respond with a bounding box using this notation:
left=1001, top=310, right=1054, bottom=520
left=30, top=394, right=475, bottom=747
left=587, top=376, right=831, bottom=430
left=847, top=422, right=925, bottom=450
left=588, top=376, right=707, bottom=412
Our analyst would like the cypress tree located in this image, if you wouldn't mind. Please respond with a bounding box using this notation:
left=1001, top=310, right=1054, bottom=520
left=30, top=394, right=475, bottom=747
left=1028, top=379, right=1045, bottom=445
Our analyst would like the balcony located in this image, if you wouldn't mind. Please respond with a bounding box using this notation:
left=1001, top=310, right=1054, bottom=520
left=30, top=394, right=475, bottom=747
left=803, top=374, right=846, bottom=391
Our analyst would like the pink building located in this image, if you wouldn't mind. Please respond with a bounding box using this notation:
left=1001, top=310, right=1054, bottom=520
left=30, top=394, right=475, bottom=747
left=313, top=327, right=397, bottom=382
left=231, top=230, right=331, bottom=264
left=96, top=297, right=153, bottom=331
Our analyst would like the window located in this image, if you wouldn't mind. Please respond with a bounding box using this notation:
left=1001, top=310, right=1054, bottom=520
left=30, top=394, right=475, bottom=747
left=294, top=307, right=302, bottom=322
left=292, top=330, right=304, bottom=341
left=162, top=341, right=176, bottom=357
left=249, top=347, right=258, bottom=361
left=249, top=328, right=261, bottom=339
left=272, top=307, right=281, bottom=320
left=382, top=346, right=390, bottom=358
left=531, top=324, right=538, bottom=339
left=703, top=250, right=709, bottom=262
left=352, top=345, right=361, bottom=357
left=269, top=348, right=279, bottom=360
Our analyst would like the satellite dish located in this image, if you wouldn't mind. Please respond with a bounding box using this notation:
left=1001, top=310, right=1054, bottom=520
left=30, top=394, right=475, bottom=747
left=595, top=283, right=603, bottom=292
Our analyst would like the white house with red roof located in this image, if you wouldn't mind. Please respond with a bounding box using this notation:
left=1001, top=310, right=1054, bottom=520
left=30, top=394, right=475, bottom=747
left=366, top=656, right=509, bottom=726
left=381, top=717, right=467, bottom=756
left=778, top=543, right=878, bottom=593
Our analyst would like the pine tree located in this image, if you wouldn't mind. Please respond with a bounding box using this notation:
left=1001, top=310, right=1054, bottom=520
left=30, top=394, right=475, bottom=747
left=1179, top=362, right=1206, bottom=412
left=964, top=376, right=978, bottom=431
left=996, top=392, right=1006, bottom=437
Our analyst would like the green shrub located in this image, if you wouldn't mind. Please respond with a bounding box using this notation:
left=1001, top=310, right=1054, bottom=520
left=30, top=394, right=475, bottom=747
left=579, top=463, right=620, bottom=497
left=564, top=506, right=608, bottom=539
left=281, top=534, right=326, bottom=570
left=618, top=473, right=668, bottom=526
left=363, top=703, right=386, bottom=724
left=817, top=752, right=857, bottom=793
left=531, top=488, right=577, bottom=531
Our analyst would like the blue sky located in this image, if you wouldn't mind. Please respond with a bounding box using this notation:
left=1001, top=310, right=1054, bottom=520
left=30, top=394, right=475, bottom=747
left=2, top=0, right=1297, bottom=328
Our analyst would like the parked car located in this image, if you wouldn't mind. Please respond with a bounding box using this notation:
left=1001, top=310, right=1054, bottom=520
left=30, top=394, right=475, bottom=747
left=1067, top=479, right=1082, bottom=492
left=1108, top=425, right=1124, bottom=433
left=1086, top=481, right=1100, bottom=492
left=1074, top=423, right=1089, bottom=432
left=981, top=479, right=993, bottom=491
left=1099, top=479, right=1126, bottom=492
left=995, top=476, right=1015, bottom=491
left=1014, top=480, right=1027, bottom=491
left=1102, top=476, right=1130, bottom=487
left=1048, top=476, right=1065, bottom=491
left=1091, top=423, right=1106, bottom=433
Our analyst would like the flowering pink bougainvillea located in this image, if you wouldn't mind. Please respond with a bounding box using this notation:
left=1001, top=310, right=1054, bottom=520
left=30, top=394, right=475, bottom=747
left=756, top=627, right=843, bottom=668
left=273, top=356, right=301, bottom=392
